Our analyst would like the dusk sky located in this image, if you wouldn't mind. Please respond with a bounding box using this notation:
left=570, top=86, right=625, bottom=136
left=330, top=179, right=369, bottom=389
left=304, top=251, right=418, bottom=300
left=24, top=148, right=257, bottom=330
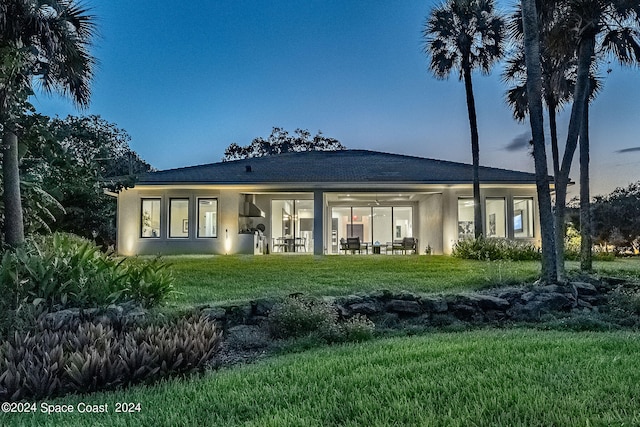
left=32, top=0, right=640, bottom=197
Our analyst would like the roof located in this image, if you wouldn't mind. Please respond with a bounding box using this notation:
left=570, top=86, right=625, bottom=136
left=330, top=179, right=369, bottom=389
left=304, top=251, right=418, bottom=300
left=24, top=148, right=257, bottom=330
left=135, top=149, right=543, bottom=186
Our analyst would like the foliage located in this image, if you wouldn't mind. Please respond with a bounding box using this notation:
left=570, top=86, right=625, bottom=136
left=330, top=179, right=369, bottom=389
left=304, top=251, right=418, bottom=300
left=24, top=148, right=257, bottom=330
left=9, top=330, right=640, bottom=426
left=0, top=315, right=221, bottom=401
left=590, top=181, right=640, bottom=248
left=268, top=295, right=339, bottom=340
left=0, top=233, right=174, bottom=337
left=268, top=295, right=374, bottom=343
left=0, top=0, right=97, bottom=247
left=452, top=237, right=540, bottom=261
left=0, top=114, right=153, bottom=247
left=223, top=127, right=345, bottom=161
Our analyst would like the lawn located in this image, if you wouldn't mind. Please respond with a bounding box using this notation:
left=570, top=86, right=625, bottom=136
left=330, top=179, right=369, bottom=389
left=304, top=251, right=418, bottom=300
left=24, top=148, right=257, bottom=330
left=5, top=329, right=640, bottom=426
left=164, top=254, right=640, bottom=306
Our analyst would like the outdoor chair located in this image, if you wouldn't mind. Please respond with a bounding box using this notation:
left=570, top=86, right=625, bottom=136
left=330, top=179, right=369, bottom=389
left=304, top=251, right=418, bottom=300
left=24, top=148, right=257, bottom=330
left=342, top=237, right=361, bottom=254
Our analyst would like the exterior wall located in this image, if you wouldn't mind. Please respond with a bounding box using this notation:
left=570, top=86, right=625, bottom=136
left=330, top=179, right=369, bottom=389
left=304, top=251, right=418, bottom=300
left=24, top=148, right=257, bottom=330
left=418, top=193, right=443, bottom=254
left=441, top=186, right=541, bottom=254
left=117, top=184, right=541, bottom=256
left=117, top=187, right=241, bottom=256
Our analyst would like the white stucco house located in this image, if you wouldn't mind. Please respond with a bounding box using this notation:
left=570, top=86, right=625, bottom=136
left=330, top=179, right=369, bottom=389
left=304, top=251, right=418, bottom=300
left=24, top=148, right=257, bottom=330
left=112, top=150, right=546, bottom=256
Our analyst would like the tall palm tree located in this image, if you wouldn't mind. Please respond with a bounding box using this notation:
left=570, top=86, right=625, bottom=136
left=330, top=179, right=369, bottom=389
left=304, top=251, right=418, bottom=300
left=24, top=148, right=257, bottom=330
left=520, top=0, right=558, bottom=283
left=423, top=0, right=506, bottom=239
left=0, top=0, right=95, bottom=246
left=553, top=0, right=640, bottom=279
left=503, top=1, right=575, bottom=180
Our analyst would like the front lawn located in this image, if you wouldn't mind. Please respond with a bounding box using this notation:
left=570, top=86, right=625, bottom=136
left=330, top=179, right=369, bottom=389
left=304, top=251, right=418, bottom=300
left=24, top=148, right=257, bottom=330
left=164, top=255, right=640, bottom=306
left=6, top=330, right=640, bottom=426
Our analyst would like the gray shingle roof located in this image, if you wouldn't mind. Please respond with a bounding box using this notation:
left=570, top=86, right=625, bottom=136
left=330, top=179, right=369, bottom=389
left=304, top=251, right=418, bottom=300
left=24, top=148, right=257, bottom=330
left=136, top=150, right=542, bottom=185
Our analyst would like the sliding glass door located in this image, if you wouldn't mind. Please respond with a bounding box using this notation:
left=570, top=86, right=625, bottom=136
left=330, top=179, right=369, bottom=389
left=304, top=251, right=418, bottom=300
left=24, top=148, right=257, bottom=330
left=330, top=206, right=413, bottom=254
left=271, top=199, right=314, bottom=252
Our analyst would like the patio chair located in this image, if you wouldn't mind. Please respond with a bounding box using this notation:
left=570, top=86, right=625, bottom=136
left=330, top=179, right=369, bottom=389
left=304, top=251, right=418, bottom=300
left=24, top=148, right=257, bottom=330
left=400, top=237, right=417, bottom=254
left=342, top=237, right=361, bottom=254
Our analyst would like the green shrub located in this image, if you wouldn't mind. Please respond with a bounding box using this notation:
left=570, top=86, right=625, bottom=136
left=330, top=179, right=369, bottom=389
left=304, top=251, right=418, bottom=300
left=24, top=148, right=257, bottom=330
left=0, top=233, right=175, bottom=338
left=268, top=295, right=375, bottom=343
left=269, top=295, right=338, bottom=340
left=339, top=314, right=375, bottom=342
left=452, top=237, right=540, bottom=261
left=0, top=315, right=221, bottom=401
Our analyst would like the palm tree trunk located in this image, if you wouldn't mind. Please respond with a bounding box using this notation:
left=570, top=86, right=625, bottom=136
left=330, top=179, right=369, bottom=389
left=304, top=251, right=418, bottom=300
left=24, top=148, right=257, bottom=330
left=2, top=128, right=25, bottom=246
left=546, top=98, right=560, bottom=179
left=462, top=65, right=483, bottom=239
left=580, top=98, right=592, bottom=271
left=521, top=0, right=557, bottom=283
left=555, top=35, right=595, bottom=280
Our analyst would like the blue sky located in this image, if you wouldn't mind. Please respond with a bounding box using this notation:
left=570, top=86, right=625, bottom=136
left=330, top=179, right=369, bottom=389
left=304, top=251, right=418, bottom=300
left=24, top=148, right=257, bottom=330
left=32, top=0, right=640, bottom=196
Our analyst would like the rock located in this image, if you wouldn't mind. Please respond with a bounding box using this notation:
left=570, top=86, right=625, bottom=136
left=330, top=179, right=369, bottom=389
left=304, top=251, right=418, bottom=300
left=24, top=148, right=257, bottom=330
left=496, top=289, right=525, bottom=303
left=571, top=282, right=598, bottom=296
left=252, top=298, right=275, bottom=317
left=449, top=303, right=477, bottom=321
left=202, top=306, right=227, bottom=321
left=534, top=292, right=575, bottom=311
left=349, top=302, right=381, bottom=315
left=386, top=299, right=422, bottom=315
left=475, top=295, right=510, bottom=311
left=421, top=297, right=448, bottom=313
left=577, top=299, right=593, bottom=309
left=521, top=292, right=536, bottom=302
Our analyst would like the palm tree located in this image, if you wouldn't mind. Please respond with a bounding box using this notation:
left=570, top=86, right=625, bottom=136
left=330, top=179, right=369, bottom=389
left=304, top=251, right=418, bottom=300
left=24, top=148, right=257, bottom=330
left=553, top=0, right=640, bottom=279
left=520, top=0, right=558, bottom=283
left=0, top=0, right=96, bottom=246
left=503, top=1, right=575, bottom=179
left=423, top=0, right=506, bottom=239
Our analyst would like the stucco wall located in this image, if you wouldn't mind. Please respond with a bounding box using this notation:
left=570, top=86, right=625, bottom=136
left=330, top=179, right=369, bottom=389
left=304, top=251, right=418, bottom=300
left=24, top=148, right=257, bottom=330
left=418, top=193, right=443, bottom=254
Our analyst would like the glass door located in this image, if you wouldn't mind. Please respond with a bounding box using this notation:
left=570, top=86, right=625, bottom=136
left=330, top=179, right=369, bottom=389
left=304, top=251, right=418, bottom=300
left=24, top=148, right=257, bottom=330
left=271, top=199, right=313, bottom=252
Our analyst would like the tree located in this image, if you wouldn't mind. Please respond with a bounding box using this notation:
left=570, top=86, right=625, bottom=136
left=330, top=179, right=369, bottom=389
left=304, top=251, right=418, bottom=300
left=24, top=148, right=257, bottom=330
left=503, top=1, right=575, bottom=179
left=223, top=127, right=345, bottom=161
left=520, top=0, right=558, bottom=283
left=552, top=0, right=640, bottom=278
left=591, top=182, right=640, bottom=250
left=423, top=0, right=506, bottom=238
left=0, top=0, right=96, bottom=246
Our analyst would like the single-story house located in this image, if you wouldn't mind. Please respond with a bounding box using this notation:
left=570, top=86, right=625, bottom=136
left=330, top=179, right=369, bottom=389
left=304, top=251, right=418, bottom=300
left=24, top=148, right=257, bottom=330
left=112, top=149, right=546, bottom=256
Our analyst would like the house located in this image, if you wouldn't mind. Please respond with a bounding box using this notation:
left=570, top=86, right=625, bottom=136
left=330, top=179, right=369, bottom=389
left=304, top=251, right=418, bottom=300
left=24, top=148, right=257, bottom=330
left=112, top=149, right=545, bottom=256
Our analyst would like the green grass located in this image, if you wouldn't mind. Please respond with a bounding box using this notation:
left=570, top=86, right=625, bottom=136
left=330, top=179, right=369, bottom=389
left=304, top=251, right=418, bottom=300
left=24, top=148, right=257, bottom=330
left=163, top=255, right=640, bottom=307
left=164, top=255, right=539, bottom=306
left=6, top=329, right=640, bottom=426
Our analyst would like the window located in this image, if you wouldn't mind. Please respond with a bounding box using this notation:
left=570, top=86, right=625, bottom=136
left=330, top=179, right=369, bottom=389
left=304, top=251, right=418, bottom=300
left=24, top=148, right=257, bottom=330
left=457, top=198, right=474, bottom=239
left=141, top=199, right=161, bottom=238
left=198, top=199, right=218, bottom=238
left=485, top=198, right=506, bottom=238
left=513, top=198, right=534, bottom=238
left=169, top=199, right=190, bottom=238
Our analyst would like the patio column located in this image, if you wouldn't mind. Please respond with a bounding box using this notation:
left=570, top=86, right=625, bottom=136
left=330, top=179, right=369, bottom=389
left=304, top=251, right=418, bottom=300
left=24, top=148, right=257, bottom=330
left=313, top=190, right=324, bottom=255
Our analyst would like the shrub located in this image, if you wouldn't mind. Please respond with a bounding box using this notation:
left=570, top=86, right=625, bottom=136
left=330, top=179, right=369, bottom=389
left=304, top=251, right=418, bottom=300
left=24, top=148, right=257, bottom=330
left=268, top=295, right=375, bottom=343
left=268, top=295, right=338, bottom=340
left=0, top=233, right=175, bottom=338
left=0, top=316, right=221, bottom=401
left=452, top=237, right=540, bottom=261
left=338, top=314, right=375, bottom=342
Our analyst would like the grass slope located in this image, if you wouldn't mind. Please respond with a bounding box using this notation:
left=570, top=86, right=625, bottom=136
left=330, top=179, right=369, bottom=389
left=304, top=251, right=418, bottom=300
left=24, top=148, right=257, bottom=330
left=166, top=255, right=540, bottom=306
left=165, top=255, right=640, bottom=307
left=5, top=330, right=640, bottom=426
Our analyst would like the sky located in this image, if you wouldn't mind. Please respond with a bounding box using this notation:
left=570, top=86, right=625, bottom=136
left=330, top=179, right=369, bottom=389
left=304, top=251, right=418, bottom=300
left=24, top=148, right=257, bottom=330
left=32, top=0, right=640, bottom=197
